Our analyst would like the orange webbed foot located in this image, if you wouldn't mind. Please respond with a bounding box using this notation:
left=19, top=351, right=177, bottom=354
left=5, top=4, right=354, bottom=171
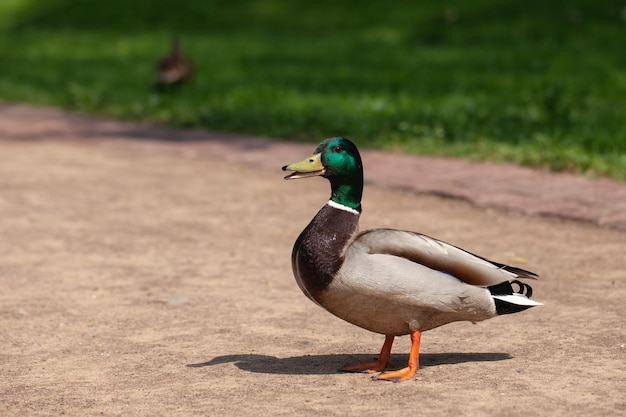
left=377, top=330, right=421, bottom=383
left=343, top=335, right=394, bottom=373
left=377, top=365, right=418, bottom=382
left=343, top=358, right=393, bottom=373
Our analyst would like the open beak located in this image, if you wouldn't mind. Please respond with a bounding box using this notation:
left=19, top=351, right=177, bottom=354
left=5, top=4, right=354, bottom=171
left=282, top=153, right=325, bottom=180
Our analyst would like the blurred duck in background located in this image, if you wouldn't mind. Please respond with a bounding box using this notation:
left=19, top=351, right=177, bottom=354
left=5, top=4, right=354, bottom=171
left=155, top=37, right=195, bottom=87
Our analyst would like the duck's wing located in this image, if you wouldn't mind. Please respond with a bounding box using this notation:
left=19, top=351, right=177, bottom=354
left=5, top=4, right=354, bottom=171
left=355, top=229, right=538, bottom=287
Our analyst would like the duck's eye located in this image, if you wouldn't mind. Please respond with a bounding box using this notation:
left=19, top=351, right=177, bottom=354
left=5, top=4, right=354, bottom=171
left=333, top=145, right=343, bottom=153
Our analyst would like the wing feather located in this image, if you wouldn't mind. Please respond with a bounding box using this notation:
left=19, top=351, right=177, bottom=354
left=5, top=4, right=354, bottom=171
left=355, top=229, right=538, bottom=287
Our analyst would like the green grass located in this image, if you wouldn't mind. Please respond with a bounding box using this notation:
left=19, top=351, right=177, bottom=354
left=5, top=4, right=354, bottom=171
left=1, top=0, right=625, bottom=179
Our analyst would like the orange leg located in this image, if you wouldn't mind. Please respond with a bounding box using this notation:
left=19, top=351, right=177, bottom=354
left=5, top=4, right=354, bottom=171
left=377, top=330, right=421, bottom=382
left=343, top=335, right=395, bottom=373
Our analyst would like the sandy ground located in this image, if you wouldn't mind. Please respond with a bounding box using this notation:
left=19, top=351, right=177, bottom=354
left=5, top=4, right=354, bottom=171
left=0, top=121, right=625, bottom=416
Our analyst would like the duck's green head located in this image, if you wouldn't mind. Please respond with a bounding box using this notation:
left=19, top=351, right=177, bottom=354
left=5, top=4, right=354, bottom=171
left=282, top=137, right=363, bottom=211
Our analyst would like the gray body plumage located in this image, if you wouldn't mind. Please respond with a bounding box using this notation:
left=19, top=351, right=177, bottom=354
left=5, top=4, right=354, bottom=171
left=292, top=203, right=540, bottom=336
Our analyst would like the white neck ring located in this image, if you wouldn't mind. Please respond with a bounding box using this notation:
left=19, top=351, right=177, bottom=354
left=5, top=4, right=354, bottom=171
left=327, top=200, right=360, bottom=215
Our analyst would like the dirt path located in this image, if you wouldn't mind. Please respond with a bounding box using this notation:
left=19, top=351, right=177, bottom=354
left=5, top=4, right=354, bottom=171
left=0, top=104, right=624, bottom=416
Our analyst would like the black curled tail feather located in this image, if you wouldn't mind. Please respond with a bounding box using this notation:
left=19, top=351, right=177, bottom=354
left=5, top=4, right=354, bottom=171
left=488, top=280, right=540, bottom=315
left=489, top=280, right=534, bottom=297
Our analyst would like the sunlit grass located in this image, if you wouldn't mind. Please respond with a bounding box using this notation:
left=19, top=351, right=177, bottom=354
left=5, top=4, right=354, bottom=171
left=0, top=0, right=624, bottom=179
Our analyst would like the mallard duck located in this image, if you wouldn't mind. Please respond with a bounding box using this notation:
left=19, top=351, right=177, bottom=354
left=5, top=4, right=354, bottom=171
left=155, top=37, right=195, bottom=86
left=282, top=137, right=541, bottom=382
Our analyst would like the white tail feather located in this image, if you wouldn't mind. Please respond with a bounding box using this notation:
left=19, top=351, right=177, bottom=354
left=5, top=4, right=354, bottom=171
left=492, top=294, right=542, bottom=306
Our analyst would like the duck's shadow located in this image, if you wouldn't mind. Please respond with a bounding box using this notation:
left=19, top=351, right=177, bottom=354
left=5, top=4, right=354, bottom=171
left=187, top=352, right=511, bottom=375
